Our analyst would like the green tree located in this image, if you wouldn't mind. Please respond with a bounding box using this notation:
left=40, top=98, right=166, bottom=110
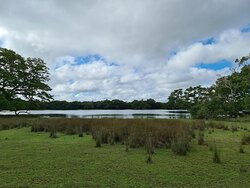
left=171, top=53, right=250, bottom=118
left=0, top=48, right=52, bottom=113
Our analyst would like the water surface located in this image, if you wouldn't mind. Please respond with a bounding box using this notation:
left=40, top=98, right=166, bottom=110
left=0, top=109, right=190, bottom=119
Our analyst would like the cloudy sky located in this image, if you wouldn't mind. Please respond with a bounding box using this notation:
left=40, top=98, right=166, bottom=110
left=0, top=0, right=250, bottom=101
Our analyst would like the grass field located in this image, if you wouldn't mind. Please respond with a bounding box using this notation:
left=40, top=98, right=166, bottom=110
left=0, top=119, right=250, bottom=187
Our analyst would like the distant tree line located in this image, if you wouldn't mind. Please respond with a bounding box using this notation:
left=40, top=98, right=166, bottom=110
left=8, top=99, right=168, bottom=110
left=166, top=54, right=250, bottom=119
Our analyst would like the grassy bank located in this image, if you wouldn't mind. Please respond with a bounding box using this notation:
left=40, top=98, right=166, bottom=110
left=0, top=118, right=250, bottom=187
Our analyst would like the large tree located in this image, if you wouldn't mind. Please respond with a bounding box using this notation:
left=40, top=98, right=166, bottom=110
left=0, top=48, right=52, bottom=113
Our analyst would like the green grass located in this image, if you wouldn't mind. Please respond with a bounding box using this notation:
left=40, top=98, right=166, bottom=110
left=0, top=121, right=250, bottom=188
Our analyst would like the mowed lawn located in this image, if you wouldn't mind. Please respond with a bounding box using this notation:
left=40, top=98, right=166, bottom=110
left=0, top=123, right=250, bottom=187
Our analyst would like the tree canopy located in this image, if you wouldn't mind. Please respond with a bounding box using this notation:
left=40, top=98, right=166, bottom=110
left=0, top=48, right=52, bottom=112
left=166, top=53, right=250, bottom=119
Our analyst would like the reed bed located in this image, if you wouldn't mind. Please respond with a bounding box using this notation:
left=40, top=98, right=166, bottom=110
left=0, top=117, right=205, bottom=155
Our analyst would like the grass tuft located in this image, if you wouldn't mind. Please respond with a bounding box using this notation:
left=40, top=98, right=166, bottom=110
left=213, top=144, right=221, bottom=164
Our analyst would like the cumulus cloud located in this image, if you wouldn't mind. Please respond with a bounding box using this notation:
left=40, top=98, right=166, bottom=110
left=168, top=29, right=250, bottom=70
left=0, top=0, right=250, bottom=101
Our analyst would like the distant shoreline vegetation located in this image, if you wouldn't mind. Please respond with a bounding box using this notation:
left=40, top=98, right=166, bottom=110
left=17, top=99, right=170, bottom=110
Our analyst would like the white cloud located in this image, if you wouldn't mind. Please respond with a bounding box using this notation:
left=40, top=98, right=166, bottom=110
left=168, top=29, right=250, bottom=70
left=0, top=0, right=250, bottom=101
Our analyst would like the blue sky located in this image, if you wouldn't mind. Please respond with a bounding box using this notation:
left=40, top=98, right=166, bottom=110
left=198, top=60, right=232, bottom=71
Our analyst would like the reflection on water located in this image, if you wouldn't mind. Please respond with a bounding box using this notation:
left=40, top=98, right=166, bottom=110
left=0, top=110, right=191, bottom=119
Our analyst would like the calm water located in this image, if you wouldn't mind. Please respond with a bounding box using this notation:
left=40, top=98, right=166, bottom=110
left=0, top=109, right=190, bottom=119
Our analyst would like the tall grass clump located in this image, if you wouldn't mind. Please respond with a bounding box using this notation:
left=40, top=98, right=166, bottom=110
left=171, top=129, right=191, bottom=155
left=198, top=130, right=205, bottom=145
left=49, top=127, right=58, bottom=139
left=145, top=134, right=154, bottom=163
left=239, top=144, right=245, bottom=153
left=231, top=125, right=238, bottom=133
left=78, top=126, right=84, bottom=137
left=212, top=144, right=221, bottom=163
left=241, top=134, right=250, bottom=145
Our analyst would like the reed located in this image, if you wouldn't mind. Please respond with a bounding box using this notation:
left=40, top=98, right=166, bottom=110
left=0, top=117, right=200, bottom=154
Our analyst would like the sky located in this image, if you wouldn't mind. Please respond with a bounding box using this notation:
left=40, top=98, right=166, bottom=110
left=0, top=0, right=250, bottom=102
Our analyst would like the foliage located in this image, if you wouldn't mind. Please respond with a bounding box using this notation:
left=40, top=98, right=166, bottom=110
left=23, top=98, right=167, bottom=110
left=0, top=48, right=52, bottom=113
left=167, top=53, right=250, bottom=119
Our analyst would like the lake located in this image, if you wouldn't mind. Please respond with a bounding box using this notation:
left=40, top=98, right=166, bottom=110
left=0, top=109, right=191, bottom=119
